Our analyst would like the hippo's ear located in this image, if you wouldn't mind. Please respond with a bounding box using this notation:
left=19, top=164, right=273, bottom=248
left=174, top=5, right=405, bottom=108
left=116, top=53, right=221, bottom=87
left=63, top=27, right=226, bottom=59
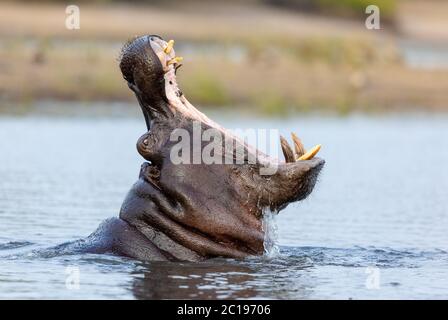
left=136, top=131, right=166, bottom=166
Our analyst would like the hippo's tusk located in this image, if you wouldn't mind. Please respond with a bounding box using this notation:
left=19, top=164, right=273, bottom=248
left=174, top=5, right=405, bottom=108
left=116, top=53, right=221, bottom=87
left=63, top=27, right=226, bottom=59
left=280, top=136, right=295, bottom=163
left=298, top=144, right=321, bottom=161
left=164, top=40, right=175, bottom=54
left=291, top=132, right=305, bottom=158
left=167, top=56, right=183, bottom=66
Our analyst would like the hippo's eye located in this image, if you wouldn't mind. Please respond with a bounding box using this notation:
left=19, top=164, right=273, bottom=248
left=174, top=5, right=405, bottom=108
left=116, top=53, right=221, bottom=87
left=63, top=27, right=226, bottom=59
left=143, top=139, right=148, bottom=145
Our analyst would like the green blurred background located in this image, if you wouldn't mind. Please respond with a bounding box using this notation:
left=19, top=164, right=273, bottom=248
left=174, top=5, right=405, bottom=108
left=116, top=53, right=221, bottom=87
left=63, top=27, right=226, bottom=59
left=1, top=0, right=447, bottom=115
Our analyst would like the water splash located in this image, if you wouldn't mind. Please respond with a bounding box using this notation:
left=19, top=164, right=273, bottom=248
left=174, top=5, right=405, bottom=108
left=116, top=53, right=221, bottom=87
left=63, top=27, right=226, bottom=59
left=262, top=208, right=280, bottom=257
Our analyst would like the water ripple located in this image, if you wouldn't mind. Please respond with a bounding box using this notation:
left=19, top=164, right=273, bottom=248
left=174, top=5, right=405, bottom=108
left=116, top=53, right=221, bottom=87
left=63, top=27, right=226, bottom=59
left=0, top=241, right=34, bottom=251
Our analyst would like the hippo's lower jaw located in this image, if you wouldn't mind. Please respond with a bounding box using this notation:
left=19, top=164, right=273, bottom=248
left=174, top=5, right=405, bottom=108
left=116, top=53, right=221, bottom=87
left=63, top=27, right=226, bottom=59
left=82, top=35, right=324, bottom=262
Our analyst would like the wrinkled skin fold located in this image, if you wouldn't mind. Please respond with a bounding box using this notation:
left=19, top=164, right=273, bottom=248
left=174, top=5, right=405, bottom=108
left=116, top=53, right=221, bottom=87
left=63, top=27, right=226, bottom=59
left=74, top=35, right=324, bottom=262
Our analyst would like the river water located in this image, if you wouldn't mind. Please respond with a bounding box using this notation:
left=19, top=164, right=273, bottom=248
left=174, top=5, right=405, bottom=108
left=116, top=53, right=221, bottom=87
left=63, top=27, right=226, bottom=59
left=0, top=105, right=447, bottom=299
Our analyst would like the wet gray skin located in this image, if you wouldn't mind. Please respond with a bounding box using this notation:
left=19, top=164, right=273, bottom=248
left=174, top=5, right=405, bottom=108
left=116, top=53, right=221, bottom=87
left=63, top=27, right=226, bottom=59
left=62, top=35, right=325, bottom=262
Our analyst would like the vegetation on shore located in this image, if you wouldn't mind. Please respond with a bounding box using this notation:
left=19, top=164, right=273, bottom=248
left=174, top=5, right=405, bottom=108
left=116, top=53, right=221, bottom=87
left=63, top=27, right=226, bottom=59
left=1, top=1, right=447, bottom=114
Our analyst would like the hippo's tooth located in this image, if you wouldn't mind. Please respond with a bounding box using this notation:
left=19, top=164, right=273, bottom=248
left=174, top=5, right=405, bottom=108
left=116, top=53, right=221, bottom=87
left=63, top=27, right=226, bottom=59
left=291, top=132, right=305, bottom=158
left=298, top=144, right=321, bottom=161
left=167, top=56, right=183, bottom=66
left=280, top=136, right=295, bottom=163
left=164, top=40, right=174, bottom=54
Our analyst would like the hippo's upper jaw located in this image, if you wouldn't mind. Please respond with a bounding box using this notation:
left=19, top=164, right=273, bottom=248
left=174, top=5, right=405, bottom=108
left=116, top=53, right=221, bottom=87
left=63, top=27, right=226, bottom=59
left=117, top=35, right=325, bottom=261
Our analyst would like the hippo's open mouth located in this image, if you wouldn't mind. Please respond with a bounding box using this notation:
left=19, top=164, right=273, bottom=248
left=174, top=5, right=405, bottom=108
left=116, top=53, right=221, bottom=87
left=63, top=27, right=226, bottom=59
left=117, top=35, right=325, bottom=260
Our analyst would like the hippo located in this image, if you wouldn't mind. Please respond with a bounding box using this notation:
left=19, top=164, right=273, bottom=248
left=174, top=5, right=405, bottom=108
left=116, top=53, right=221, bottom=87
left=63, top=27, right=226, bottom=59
left=56, top=35, right=324, bottom=262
